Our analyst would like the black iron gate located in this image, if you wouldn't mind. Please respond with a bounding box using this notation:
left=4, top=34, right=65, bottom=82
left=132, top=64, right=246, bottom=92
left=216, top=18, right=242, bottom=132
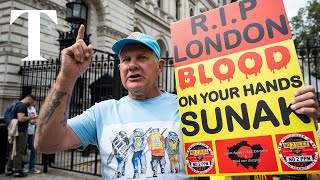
left=19, top=49, right=175, bottom=176
left=296, top=43, right=320, bottom=99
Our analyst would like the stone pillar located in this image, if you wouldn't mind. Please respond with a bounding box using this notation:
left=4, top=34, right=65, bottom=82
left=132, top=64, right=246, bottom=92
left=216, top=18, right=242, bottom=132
left=154, top=6, right=160, bottom=17
left=168, top=0, right=175, bottom=20
left=146, top=0, right=154, bottom=12
left=140, top=0, right=146, bottom=7
left=167, top=14, right=175, bottom=24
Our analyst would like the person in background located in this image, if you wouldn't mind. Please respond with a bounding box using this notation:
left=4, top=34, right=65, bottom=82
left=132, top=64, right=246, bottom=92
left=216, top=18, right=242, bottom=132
left=26, top=101, right=41, bottom=174
left=6, top=94, right=37, bottom=177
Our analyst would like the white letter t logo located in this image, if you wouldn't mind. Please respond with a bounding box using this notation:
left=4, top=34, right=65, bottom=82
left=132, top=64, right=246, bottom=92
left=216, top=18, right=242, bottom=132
left=10, top=10, right=58, bottom=61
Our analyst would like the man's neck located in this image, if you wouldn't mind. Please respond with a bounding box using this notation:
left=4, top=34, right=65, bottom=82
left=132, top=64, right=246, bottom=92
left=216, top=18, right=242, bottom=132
left=21, top=99, right=27, bottom=105
left=128, top=89, right=163, bottom=100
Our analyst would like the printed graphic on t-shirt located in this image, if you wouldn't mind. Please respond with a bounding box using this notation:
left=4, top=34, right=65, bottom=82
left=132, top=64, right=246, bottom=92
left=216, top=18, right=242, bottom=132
left=100, top=121, right=187, bottom=179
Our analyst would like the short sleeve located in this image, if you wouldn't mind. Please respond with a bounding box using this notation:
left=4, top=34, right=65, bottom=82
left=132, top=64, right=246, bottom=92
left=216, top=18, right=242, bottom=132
left=68, top=106, right=98, bottom=150
left=15, top=103, right=27, bottom=117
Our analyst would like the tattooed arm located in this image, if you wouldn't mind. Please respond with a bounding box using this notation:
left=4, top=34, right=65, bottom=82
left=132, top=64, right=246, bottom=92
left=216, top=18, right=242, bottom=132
left=35, top=25, right=93, bottom=153
left=34, top=77, right=81, bottom=153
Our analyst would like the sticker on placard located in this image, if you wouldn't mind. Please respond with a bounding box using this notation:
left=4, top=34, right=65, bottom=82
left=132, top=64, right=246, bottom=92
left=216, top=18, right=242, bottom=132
left=185, top=141, right=215, bottom=174
left=278, top=133, right=318, bottom=170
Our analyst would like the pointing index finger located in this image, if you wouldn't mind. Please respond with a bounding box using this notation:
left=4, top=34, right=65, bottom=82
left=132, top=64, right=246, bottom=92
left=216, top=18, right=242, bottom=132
left=76, top=24, right=85, bottom=41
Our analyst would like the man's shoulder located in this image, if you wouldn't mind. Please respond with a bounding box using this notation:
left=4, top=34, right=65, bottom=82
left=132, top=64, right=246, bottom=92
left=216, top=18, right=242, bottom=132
left=162, top=92, right=178, bottom=103
left=15, top=102, right=27, bottom=109
left=91, top=98, right=123, bottom=110
left=164, top=92, right=177, bottom=98
left=95, top=98, right=118, bottom=106
left=14, top=102, right=27, bottom=115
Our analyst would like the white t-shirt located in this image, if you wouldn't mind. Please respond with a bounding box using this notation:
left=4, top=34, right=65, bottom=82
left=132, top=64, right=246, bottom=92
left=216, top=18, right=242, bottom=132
left=68, top=92, right=196, bottom=180
left=27, top=106, right=37, bottom=135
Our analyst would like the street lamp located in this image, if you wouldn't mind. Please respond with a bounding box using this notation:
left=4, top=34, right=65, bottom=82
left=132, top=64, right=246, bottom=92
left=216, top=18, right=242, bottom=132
left=66, top=0, right=87, bottom=30
left=58, top=0, right=90, bottom=49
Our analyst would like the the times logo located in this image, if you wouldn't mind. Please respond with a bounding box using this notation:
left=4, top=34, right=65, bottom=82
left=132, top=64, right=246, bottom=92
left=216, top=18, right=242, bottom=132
left=10, top=10, right=58, bottom=61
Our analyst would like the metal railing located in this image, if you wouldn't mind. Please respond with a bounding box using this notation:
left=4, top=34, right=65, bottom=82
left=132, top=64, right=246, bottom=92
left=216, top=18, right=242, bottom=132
left=296, top=43, right=320, bottom=100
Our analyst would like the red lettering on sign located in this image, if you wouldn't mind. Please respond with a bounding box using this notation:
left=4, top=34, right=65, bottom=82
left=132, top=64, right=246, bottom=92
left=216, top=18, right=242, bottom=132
left=238, top=52, right=262, bottom=79
left=265, top=46, right=290, bottom=73
left=177, top=46, right=291, bottom=90
left=199, top=64, right=213, bottom=85
left=213, top=58, right=235, bottom=83
left=178, top=67, right=196, bottom=90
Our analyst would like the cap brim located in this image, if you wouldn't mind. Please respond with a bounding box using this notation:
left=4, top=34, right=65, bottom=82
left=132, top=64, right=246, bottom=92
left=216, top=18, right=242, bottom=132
left=112, top=39, right=148, bottom=56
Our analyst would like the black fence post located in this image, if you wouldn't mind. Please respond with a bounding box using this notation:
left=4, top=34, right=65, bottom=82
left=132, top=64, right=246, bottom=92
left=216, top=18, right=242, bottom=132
left=0, top=121, right=7, bottom=174
left=94, top=147, right=98, bottom=175
left=70, top=149, right=74, bottom=171
left=307, top=39, right=312, bottom=85
left=42, top=154, right=49, bottom=173
left=313, top=49, right=319, bottom=99
left=113, top=55, right=122, bottom=100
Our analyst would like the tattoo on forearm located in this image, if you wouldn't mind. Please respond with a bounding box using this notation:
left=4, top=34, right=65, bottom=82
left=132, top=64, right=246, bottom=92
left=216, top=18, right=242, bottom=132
left=38, top=88, right=68, bottom=135
left=61, top=94, right=71, bottom=126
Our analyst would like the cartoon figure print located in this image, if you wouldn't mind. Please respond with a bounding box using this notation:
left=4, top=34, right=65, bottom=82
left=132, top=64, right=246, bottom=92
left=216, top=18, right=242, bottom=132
left=107, top=131, right=130, bottom=178
left=165, top=131, right=180, bottom=173
left=147, top=128, right=167, bottom=177
left=130, top=128, right=148, bottom=179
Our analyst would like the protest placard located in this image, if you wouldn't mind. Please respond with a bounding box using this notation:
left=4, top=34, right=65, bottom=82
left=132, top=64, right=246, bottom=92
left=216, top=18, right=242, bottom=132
left=170, top=0, right=320, bottom=176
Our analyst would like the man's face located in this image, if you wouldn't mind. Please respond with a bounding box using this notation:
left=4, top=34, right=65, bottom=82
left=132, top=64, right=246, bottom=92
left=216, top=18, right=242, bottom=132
left=118, top=43, right=164, bottom=97
left=26, top=98, right=35, bottom=107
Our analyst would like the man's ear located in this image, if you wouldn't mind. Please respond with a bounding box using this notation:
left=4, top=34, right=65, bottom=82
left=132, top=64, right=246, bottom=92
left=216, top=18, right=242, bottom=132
left=158, top=59, right=165, bottom=73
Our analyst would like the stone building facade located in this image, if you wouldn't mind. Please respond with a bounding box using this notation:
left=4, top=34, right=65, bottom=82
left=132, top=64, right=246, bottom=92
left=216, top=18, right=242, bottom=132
left=0, top=0, right=232, bottom=116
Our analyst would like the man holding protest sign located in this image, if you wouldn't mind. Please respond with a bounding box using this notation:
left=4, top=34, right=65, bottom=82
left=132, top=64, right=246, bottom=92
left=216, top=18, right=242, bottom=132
left=34, top=22, right=320, bottom=179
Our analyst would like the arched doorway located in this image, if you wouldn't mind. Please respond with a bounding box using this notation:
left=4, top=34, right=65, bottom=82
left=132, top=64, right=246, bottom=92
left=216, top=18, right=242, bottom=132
left=157, top=39, right=167, bottom=58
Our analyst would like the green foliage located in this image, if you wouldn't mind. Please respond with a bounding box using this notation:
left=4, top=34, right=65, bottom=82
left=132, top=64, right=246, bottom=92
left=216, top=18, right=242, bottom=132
left=291, top=0, right=320, bottom=47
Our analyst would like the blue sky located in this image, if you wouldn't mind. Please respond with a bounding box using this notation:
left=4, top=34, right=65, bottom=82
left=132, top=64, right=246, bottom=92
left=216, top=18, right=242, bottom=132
left=283, top=0, right=308, bottom=21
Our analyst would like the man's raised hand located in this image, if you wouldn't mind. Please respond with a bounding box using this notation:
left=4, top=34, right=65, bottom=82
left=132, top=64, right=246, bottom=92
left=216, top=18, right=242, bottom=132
left=60, top=24, right=93, bottom=81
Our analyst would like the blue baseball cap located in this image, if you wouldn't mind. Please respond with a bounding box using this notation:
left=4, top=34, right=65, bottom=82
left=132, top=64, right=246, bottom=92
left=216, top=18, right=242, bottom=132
left=112, top=32, right=161, bottom=60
